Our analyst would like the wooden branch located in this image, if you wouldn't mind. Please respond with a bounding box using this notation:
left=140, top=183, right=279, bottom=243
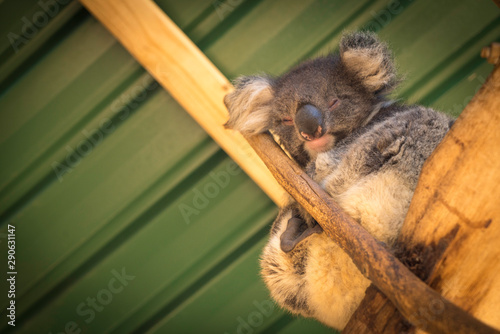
left=79, top=0, right=500, bottom=333
left=343, top=286, right=412, bottom=334
left=79, top=0, right=287, bottom=206
left=344, top=55, right=500, bottom=333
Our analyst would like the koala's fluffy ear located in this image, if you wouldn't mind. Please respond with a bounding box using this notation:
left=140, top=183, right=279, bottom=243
left=224, top=76, right=274, bottom=135
left=340, top=31, right=397, bottom=94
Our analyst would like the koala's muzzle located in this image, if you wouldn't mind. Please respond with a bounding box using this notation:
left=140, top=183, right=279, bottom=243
left=296, top=104, right=325, bottom=141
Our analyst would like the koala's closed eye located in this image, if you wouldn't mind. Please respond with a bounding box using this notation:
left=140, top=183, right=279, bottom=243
left=282, top=117, right=294, bottom=126
left=328, top=99, right=340, bottom=111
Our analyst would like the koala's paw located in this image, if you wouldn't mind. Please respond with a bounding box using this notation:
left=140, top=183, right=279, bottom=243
left=280, top=206, right=323, bottom=253
left=223, top=76, right=274, bottom=135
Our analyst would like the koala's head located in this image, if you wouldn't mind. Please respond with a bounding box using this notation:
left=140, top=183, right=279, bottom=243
left=224, top=32, right=398, bottom=167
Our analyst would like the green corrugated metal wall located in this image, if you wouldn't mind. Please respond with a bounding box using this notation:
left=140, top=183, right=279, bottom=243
left=0, top=0, right=498, bottom=333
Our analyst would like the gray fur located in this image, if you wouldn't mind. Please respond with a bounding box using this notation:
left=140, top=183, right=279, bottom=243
left=224, top=31, right=453, bottom=329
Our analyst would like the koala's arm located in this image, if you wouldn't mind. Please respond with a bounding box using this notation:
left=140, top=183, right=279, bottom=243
left=317, top=105, right=452, bottom=245
left=260, top=204, right=371, bottom=330
left=320, top=106, right=453, bottom=197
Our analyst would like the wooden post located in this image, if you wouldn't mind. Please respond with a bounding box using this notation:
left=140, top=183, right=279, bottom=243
left=78, top=1, right=500, bottom=333
left=344, top=45, right=500, bottom=333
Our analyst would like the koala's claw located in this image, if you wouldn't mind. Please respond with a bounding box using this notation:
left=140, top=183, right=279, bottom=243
left=280, top=216, right=323, bottom=253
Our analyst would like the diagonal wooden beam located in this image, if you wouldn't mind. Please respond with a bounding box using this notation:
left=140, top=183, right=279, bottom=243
left=79, top=0, right=287, bottom=206
left=78, top=1, right=500, bottom=333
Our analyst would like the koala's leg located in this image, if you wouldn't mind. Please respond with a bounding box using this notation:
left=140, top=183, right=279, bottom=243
left=260, top=206, right=314, bottom=317
left=261, top=204, right=369, bottom=330
left=261, top=205, right=371, bottom=330
left=335, top=169, right=414, bottom=246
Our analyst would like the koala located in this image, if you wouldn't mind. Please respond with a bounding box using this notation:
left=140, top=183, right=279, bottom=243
left=224, top=32, right=454, bottom=330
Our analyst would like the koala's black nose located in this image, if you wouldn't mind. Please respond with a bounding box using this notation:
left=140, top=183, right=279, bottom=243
left=296, top=104, right=325, bottom=141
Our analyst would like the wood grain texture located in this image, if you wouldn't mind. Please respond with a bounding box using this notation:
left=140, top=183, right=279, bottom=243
left=343, top=286, right=412, bottom=334
left=78, top=0, right=287, bottom=206
left=344, top=63, right=500, bottom=333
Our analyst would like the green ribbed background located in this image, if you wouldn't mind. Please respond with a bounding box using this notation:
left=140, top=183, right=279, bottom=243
left=0, top=0, right=498, bottom=333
